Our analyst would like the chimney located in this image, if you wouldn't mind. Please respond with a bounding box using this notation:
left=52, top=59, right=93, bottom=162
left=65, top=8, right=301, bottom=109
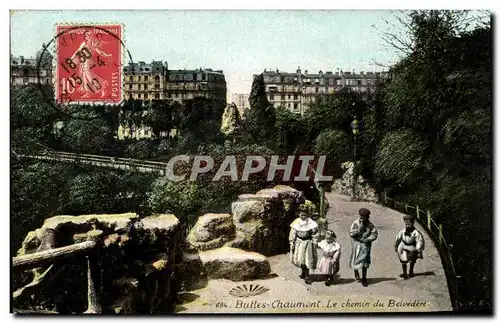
left=297, top=66, right=301, bottom=74
left=305, top=70, right=308, bottom=74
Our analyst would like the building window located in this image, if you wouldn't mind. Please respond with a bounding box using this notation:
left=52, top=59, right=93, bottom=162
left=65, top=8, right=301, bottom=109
left=357, top=80, right=362, bottom=85
left=144, top=93, right=149, bottom=100
left=288, top=94, right=291, bottom=100
left=129, top=76, right=133, bottom=81
left=145, top=129, right=150, bottom=135
left=155, top=75, right=160, bottom=82
left=294, top=95, right=298, bottom=100
left=202, top=74, right=206, bottom=81
left=144, top=84, right=148, bottom=90
left=269, top=94, right=274, bottom=101
left=281, top=95, right=285, bottom=101
left=315, top=87, right=319, bottom=93
left=129, top=84, right=132, bottom=90
left=167, top=92, right=171, bottom=98
left=293, top=103, right=298, bottom=111
left=155, top=84, right=159, bottom=89
left=155, top=93, right=160, bottom=99
left=138, top=93, right=141, bottom=99
left=144, top=76, right=149, bottom=81
left=138, top=75, right=142, bottom=81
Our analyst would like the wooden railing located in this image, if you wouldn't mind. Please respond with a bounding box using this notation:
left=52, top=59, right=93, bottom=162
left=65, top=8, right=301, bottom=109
left=18, top=151, right=169, bottom=175
left=381, top=191, right=460, bottom=311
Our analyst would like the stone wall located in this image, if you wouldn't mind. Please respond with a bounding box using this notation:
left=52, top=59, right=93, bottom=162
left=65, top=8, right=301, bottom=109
left=13, top=213, right=182, bottom=314
left=331, top=161, right=378, bottom=202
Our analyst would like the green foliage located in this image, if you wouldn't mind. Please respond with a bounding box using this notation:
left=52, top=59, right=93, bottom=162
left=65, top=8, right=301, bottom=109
left=314, top=129, right=351, bottom=163
left=11, top=162, right=71, bottom=249
left=373, top=11, right=492, bottom=310
left=374, top=129, right=428, bottom=185
left=60, top=117, right=115, bottom=154
left=147, top=179, right=204, bottom=221
left=245, top=74, right=276, bottom=142
left=304, top=89, right=366, bottom=137
left=274, top=107, right=305, bottom=154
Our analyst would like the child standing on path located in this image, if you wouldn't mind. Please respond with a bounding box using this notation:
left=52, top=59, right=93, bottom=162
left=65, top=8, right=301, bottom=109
left=317, top=230, right=341, bottom=286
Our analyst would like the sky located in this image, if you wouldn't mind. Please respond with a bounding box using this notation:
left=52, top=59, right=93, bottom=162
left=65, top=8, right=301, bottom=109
left=10, top=10, right=406, bottom=98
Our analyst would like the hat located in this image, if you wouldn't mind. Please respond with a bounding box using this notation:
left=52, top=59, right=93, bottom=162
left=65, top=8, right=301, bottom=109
left=403, top=214, right=415, bottom=222
left=358, top=208, right=371, bottom=217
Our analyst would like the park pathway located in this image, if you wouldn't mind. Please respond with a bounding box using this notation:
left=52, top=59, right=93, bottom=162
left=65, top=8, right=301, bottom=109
left=176, top=192, right=453, bottom=313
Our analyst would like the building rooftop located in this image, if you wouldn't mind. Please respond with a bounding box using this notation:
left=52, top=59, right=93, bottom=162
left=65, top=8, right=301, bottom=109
left=11, top=56, right=37, bottom=67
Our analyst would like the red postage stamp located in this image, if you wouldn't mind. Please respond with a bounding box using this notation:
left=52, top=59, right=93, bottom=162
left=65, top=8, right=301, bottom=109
left=55, top=24, right=123, bottom=104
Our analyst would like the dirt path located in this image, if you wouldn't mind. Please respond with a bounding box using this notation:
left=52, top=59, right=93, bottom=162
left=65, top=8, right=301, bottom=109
left=176, top=193, right=453, bottom=313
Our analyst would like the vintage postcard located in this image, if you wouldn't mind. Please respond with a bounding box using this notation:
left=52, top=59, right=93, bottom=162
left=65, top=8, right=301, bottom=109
left=10, top=10, right=492, bottom=315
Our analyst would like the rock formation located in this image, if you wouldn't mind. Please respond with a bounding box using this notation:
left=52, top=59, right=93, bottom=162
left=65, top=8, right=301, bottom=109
left=13, top=213, right=181, bottom=314
left=331, top=161, right=379, bottom=202
left=220, top=103, right=243, bottom=137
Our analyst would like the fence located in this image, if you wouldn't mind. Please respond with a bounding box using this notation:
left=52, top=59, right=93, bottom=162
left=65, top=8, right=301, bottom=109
left=18, top=151, right=168, bottom=175
left=381, top=191, right=461, bottom=311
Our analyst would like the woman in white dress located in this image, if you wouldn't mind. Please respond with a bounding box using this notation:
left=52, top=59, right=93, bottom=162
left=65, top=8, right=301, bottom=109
left=394, top=214, right=425, bottom=279
left=289, top=211, right=319, bottom=285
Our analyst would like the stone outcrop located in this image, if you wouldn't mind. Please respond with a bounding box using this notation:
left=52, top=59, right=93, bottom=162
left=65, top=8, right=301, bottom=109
left=187, top=213, right=235, bottom=251
left=220, top=103, right=243, bottom=137
left=225, top=185, right=300, bottom=256
left=331, top=161, right=378, bottom=202
left=182, top=247, right=271, bottom=281
left=13, top=213, right=182, bottom=314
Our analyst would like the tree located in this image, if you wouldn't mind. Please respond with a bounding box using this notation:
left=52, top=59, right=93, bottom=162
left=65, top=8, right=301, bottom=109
left=371, top=11, right=492, bottom=311
left=303, top=89, right=367, bottom=146
left=244, top=74, right=276, bottom=142
left=147, top=179, right=204, bottom=224
left=274, top=107, right=305, bottom=154
left=313, top=129, right=351, bottom=163
left=144, top=100, right=174, bottom=138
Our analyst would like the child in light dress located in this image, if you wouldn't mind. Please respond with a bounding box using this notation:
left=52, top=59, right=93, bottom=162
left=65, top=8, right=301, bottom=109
left=317, top=230, right=341, bottom=286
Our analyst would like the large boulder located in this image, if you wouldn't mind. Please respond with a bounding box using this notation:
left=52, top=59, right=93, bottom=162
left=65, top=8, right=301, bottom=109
left=13, top=213, right=182, bottom=314
left=220, top=103, right=243, bottom=137
left=183, top=247, right=271, bottom=281
left=187, top=214, right=235, bottom=251
left=225, top=185, right=299, bottom=256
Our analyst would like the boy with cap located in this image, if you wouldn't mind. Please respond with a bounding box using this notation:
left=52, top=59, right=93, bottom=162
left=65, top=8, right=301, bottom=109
left=394, top=214, right=425, bottom=279
left=349, top=208, right=378, bottom=287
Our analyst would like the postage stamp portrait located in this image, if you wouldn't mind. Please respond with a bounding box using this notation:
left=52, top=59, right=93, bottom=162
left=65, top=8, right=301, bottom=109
left=55, top=24, right=122, bottom=104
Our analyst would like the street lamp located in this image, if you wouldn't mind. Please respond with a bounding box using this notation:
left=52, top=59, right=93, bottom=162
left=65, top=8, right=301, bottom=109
left=350, top=114, right=360, bottom=201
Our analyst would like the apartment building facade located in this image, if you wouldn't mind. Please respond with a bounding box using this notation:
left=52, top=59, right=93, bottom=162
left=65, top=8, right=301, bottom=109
left=121, top=61, right=227, bottom=140
left=231, top=93, right=250, bottom=116
left=10, top=46, right=53, bottom=86
left=123, top=61, right=227, bottom=106
left=257, top=68, right=388, bottom=115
